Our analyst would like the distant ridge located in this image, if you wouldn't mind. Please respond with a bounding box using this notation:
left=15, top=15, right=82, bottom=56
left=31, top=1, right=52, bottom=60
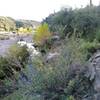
left=0, top=16, right=41, bottom=31
left=16, top=19, right=40, bottom=28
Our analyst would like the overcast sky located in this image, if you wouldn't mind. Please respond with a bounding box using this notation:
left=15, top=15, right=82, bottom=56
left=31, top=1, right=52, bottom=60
left=0, top=0, right=100, bottom=21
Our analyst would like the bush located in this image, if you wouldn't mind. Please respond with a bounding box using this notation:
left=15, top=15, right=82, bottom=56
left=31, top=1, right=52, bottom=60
left=7, top=44, right=29, bottom=68
left=0, top=57, right=13, bottom=79
left=18, top=27, right=33, bottom=35
left=67, top=96, right=75, bottom=100
left=33, top=23, right=52, bottom=45
left=2, top=38, right=95, bottom=100
left=0, top=44, right=29, bottom=80
left=3, top=86, right=43, bottom=100
left=31, top=37, right=92, bottom=100
left=95, top=29, right=100, bottom=42
left=2, top=37, right=96, bottom=99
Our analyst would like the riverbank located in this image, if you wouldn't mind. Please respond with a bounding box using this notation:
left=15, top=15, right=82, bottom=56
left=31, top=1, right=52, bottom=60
left=0, top=35, right=33, bottom=56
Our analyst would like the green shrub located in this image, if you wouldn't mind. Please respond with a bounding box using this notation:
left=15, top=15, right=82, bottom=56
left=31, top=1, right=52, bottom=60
left=2, top=37, right=97, bottom=99
left=33, top=23, right=52, bottom=45
left=2, top=37, right=94, bottom=100
left=3, top=86, right=43, bottom=100
left=95, top=30, right=100, bottom=42
left=7, top=44, right=29, bottom=68
left=67, top=96, right=75, bottom=100
left=0, top=44, right=29, bottom=80
left=31, top=37, right=91, bottom=100
left=80, top=39, right=100, bottom=59
left=0, top=57, right=13, bottom=79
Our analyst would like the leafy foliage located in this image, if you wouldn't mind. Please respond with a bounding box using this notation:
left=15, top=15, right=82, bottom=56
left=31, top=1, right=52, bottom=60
left=33, top=23, right=52, bottom=45
left=0, top=44, right=29, bottom=80
left=17, top=27, right=33, bottom=35
left=2, top=37, right=95, bottom=100
left=80, top=39, right=100, bottom=59
left=43, top=6, right=100, bottom=40
left=31, top=37, right=92, bottom=100
left=8, top=44, right=29, bottom=68
left=3, top=86, right=43, bottom=100
left=0, top=57, right=13, bottom=79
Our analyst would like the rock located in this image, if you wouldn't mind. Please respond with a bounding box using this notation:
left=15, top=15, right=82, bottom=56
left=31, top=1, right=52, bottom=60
left=86, top=63, right=96, bottom=81
left=46, top=52, right=60, bottom=63
left=17, top=41, right=40, bottom=58
left=17, top=41, right=27, bottom=46
left=87, top=51, right=100, bottom=99
left=94, top=93, right=100, bottom=100
left=82, top=96, right=94, bottom=100
left=89, top=52, right=100, bottom=92
left=51, top=35, right=60, bottom=41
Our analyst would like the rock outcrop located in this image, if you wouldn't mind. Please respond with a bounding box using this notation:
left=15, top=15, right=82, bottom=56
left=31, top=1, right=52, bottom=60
left=87, top=51, right=100, bottom=100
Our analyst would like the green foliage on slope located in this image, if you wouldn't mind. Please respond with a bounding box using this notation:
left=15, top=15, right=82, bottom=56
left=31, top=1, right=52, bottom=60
left=43, top=6, right=100, bottom=41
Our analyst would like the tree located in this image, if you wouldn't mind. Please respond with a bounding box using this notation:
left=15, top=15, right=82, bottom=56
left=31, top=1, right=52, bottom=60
left=33, top=23, right=51, bottom=45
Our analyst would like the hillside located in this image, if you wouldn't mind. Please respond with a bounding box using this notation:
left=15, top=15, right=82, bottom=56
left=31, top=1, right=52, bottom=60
left=0, top=16, right=40, bottom=32
left=15, top=19, right=40, bottom=28
left=0, top=16, right=16, bottom=31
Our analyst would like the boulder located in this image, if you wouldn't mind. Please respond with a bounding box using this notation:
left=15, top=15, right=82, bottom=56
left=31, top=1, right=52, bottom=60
left=51, top=35, right=60, bottom=41
left=46, top=52, right=60, bottom=63
left=87, top=51, right=100, bottom=99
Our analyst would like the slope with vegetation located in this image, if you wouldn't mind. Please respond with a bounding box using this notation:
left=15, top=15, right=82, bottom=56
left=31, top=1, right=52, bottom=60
left=1, top=5, right=100, bottom=100
left=43, top=5, right=100, bottom=41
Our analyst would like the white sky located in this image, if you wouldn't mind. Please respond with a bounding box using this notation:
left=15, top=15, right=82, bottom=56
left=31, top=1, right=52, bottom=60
left=0, top=0, right=100, bottom=21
